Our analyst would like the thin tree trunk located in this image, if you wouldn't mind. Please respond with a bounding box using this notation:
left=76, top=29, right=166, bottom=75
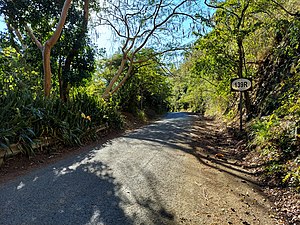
left=102, top=55, right=128, bottom=99
left=43, top=42, right=52, bottom=97
left=238, top=37, right=252, bottom=118
left=244, top=91, right=252, bottom=119
left=61, top=53, right=73, bottom=102
left=58, top=59, right=64, bottom=100
left=237, top=38, right=243, bottom=78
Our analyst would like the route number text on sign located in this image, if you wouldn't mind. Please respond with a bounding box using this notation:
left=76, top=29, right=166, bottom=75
left=231, top=78, right=252, bottom=92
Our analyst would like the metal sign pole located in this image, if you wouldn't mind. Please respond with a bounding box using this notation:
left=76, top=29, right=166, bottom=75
left=239, top=91, right=243, bottom=132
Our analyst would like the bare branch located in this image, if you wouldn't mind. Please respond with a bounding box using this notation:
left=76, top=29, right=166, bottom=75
left=99, top=0, right=200, bottom=98
left=204, top=0, right=240, bottom=19
left=133, top=0, right=190, bottom=55
left=133, top=47, right=189, bottom=64
left=25, top=24, right=43, bottom=50
left=153, top=0, right=163, bottom=26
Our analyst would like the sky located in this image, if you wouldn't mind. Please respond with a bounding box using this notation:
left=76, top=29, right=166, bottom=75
left=89, top=24, right=118, bottom=57
left=0, top=13, right=115, bottom=56
left=0, top=17, right=6, bottom=32
left=0, top=0, right=212, bottom=58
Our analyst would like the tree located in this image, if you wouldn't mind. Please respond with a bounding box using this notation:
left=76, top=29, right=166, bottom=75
left=0, top=31, right=42, bottom=94
left=204, top=0, right=266, bottom=117
left=170, top=29, right=235, bottom=114
left=99, top=48, right=171, bottom=114
left=270, top=0, right=300, bottom=17
left=0, top=0, right=92, bottom=98
left=56, top=0, right=95, bottom=102
left=94, top=0, right=202, bottom=99
left=30, top=0, right=72, bottom=98
left=176, top=0, right=299, bottom=117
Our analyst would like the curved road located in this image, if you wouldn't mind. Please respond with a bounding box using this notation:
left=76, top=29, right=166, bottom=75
left=0, top=113, right=276, bottom=225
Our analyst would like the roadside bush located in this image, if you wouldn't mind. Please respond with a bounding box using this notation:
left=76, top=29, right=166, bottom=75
left=0, top=90, right=123, bottom=155
left=249, top=114, right=299, bottom=189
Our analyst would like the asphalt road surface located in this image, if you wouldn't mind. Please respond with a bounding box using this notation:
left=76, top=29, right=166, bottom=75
left=0, top=112, right=277, bottom=225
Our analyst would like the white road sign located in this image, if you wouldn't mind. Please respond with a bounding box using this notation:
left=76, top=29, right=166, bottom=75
left=231, top=78, right=252, bottom=92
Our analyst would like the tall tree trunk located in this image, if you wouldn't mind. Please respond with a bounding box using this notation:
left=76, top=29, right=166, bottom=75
left=61, top=53, right=74, bottom=102
left=43, top=42, right=52, bottom=97
left=25, top=0, right=73, bottom=97
left=237, top=38, right=243, bottom=78
left=244, top=91, right=252, bottom=119
left=238, top=37, right=252, bottom=118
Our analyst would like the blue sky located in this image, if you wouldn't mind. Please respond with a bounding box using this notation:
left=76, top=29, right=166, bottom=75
left=0, top=16, right=6, bottom=32
left=0, top=1, right=212, bottom=56
left=0, top=13, right=113, bottom=54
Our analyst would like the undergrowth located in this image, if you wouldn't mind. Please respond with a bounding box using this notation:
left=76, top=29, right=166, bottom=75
left=249, top=108, right=300, bottom=190
left=247, top=17, right=300, bottom=191
left=0, top=90, right=123, bottom=156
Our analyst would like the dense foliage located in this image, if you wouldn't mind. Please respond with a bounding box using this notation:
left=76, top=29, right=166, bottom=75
left=113, top=50, right=171, bottom=117
left=0, top=89, right=122, bottom=155
left=171, top=0, right=300, bottom=189
left=0, top=0, right=172, bottom=156
left=0, top=0, right=96, bottom=99
left=0, top=1, right=169, bottom=155
left=249, top=15, right=300, bottom=189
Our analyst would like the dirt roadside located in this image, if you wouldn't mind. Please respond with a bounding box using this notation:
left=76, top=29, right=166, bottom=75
left=189, top=116, right=299, bottom=225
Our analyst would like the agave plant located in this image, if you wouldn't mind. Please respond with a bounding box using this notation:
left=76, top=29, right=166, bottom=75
left=0, top=89, right=123, bottom=156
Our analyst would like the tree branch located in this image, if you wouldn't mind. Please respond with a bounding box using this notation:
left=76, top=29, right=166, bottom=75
left=48, top=0, right=72, bottom=47
left=109, top=56, right=134, bottom=96
left=270, top=0, right=300, bottom=17
left=133, top=0, right=190, bottom=55
left=25, top=24, right=43, bottom=50
left=204, top=0, right=240, bottom=19
left=7, top=23, right=27, bottom=51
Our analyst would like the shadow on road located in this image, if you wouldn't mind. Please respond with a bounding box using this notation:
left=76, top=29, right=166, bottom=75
left=126, top=113, right=263, bottom=187
left=122, top=112, right=274, bottom=222
left=0, top=145, right=176, bottom=225
left=0, top=112, right=271, bottom=225
left=0, top=152, right=133, bottom=225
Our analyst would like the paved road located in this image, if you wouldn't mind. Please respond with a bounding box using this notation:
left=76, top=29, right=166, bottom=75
left=0, top=113, right=276, bottom=225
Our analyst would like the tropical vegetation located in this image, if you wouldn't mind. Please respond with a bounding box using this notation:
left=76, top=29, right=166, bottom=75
left=171, top=0, right=300, bottom=190
left=0, top=0, right=299, bottom=192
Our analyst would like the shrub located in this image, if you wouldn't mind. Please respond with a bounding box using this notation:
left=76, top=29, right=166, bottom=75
left=0, top=90, right=123, bottom=155
left=249, top=114, right=299, bottom=189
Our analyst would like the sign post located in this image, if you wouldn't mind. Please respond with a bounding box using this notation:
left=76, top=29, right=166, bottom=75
left=239, top=91, right=243, bottom=132
left=231, top=78, right=252, bottom=132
